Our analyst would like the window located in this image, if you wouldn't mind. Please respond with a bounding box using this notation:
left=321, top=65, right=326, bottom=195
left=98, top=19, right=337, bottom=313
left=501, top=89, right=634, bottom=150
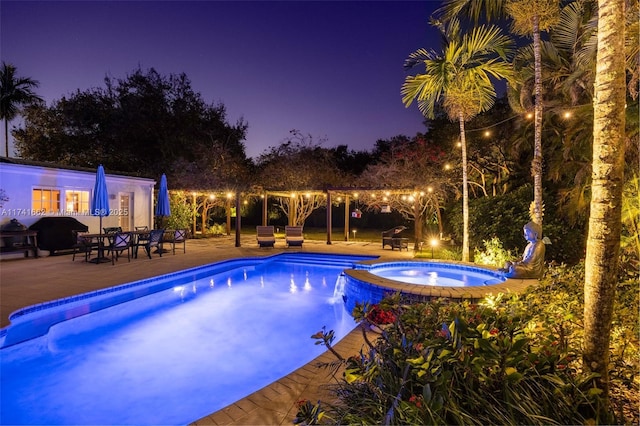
left=65, top=190, right=90, bottom=214
left=32, top=188, right=60, bottom=213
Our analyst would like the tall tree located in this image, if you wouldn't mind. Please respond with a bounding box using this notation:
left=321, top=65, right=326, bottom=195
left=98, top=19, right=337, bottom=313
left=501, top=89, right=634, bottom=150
left=13, top=67, right=248, bottom=184
left=583, top=0, right=627, bottom=407
left=0, top=62, right=42, bottom=157
left=255, top=130, right=345, bottom=226
left=436, top=0, right=559, bottom=230
left=402, top=18, right=514, bottom=261
left=359, top=135, right=453, bottom=243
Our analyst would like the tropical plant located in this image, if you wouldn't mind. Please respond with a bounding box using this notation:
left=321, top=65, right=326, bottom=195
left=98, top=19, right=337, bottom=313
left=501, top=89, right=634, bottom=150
left=436, top=0, right=560, bottom=232
left=297, top=259, right=639, bottom=425
left=620, top=173, right=640, bottom=261
left=402, top=18, right=514, bottom=262
left=474, top=236, right=514, bottom=267
left=0, top=62, right=42, bottom=157
left=165, top=192, right=194, bottom=232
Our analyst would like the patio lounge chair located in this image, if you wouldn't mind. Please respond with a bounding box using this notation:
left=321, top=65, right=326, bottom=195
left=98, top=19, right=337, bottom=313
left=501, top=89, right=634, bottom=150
left=285, top=226, right=304, bottom=247
left=256, top=226, right=276, bottom=248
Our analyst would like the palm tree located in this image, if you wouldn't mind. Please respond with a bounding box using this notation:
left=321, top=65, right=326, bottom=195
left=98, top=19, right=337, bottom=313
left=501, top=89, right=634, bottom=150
left=0, top=62, right=42, bottom=157
left=436, top=0, right=559, bottom=230
left=583, top=0, right=627, bottom=405
left=402, top=18, right=514, bottom=262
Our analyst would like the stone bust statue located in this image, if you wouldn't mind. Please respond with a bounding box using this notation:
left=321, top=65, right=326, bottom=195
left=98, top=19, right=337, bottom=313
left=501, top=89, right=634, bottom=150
left=500, top=221, right=546, bottom=279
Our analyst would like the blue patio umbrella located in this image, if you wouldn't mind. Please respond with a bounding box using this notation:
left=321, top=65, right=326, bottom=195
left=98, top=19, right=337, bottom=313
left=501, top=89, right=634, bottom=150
left=90, top=164, right=110, bottom=263
left=155, top=173, right=171, bottom=224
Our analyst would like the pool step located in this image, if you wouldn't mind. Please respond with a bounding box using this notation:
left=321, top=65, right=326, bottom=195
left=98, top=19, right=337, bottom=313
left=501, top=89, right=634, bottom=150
left=273, top=253, right=375, bottom=268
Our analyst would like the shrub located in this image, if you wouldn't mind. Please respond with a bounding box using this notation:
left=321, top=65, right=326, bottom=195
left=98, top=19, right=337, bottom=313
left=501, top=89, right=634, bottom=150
left=474, top=237, right=514, bottom=267
left=165, top=192, right=193, bottom=231
left=298, top=261, right=639, bottom=425
left=446, top=185, right=586, bottom=265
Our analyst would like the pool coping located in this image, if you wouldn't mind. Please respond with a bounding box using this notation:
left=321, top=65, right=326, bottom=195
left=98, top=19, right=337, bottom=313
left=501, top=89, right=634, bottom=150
left=344, top=258, right=537, bottom=301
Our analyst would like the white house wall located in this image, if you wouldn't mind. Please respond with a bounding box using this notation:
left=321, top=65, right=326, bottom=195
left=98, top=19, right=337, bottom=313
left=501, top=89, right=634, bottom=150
left=0, top=163, right=156, bottom=233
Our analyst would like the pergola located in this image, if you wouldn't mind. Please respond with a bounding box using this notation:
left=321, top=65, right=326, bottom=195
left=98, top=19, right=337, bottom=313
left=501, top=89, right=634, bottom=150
left=168, top=186, right=439, bottom=247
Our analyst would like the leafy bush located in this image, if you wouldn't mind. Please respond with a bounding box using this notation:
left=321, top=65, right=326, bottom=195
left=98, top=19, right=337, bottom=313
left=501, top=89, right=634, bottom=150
left=297, top=262, right=639, bottom=425
left=446, top=185, right=586, bottom=264
left=206, top=223, right=226, bottom=236
left=164, top=192, right=193, bottom=232
left=474, top=237, right=514, bottom=267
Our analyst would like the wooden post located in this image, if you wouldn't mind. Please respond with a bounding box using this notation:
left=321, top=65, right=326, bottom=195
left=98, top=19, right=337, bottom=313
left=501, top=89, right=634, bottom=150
left=262, top=192, right=268, bottom=226
left=326, top=190, right=332, bottom=245
left=225, top=196, right=231, bottom=235
left=235, top=191, right=241, bottom=247
left=192, top=192, right=197, bottom=237
left=344, top=194, right=350, bottom=241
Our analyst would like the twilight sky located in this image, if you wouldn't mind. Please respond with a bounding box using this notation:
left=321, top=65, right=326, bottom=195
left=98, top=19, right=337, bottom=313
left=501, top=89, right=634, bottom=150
left=2, top=1, right=441, bottom=159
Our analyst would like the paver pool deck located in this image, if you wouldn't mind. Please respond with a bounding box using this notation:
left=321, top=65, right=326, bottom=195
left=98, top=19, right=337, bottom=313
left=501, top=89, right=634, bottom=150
left=0, top=235, right=534, bottom=425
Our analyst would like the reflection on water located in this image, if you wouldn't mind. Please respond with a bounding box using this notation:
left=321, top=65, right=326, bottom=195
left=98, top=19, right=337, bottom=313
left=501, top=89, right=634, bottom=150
left=1, top=258, right=360, bottom=425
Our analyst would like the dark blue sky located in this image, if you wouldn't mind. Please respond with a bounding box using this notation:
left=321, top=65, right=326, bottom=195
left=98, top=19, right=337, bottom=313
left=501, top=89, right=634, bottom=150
left=2, top=1, right=442, bottom=158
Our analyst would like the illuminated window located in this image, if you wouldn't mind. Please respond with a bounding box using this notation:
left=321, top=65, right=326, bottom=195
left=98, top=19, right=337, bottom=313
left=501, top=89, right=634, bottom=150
left=32, top=188, right=61, bottom=213
left=65, top=190, right=90, bottom=213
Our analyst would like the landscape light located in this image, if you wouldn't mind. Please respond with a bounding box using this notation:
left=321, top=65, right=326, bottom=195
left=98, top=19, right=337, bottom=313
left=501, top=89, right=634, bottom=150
left=430, top=238, right=438, bottom=258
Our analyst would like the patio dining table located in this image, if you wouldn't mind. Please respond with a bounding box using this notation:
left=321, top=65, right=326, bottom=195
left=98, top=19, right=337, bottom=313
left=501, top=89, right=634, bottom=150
left=81, top=232, right=113, bottom=264
left=82, top=230, right=152, bottom=264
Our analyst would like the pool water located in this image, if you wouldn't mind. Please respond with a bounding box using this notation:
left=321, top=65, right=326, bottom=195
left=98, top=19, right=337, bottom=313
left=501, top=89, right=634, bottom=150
left=0, top=253, right=373, bottom=425
left=367, top=262, right=506, bottom=287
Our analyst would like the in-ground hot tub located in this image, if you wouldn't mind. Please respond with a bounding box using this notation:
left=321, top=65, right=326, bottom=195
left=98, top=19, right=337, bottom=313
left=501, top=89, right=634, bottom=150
left=341, top=259, right=537, bottom=312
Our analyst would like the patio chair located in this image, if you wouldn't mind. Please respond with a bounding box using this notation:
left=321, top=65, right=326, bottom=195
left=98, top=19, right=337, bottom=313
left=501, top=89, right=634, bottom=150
left=108, top=232, right=132, bottom=265
left=382, top=226, right=407, bottom=249
left=143, top=229, right=165, bottom=259
left=71, top=230, right=97, bottom=262
left=132, top=226, right=150, bottom=258
left=165, top=229, right=187, bottom=254
left=256, top=226, right=275, bottom=248
left=285, top=226, right=304, bottom=247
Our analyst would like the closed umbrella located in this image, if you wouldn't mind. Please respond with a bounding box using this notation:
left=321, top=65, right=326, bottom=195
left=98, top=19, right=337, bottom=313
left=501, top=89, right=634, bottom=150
left=155, top=173, right=171, bottom=223
left=155, top=173, right=171, bottom=253
left=90, top=164, right=110, bottom=263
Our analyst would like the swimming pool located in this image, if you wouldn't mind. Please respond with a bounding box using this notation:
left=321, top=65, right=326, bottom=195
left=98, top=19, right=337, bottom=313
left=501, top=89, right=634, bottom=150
left=0, top=253, right=375, bottom=425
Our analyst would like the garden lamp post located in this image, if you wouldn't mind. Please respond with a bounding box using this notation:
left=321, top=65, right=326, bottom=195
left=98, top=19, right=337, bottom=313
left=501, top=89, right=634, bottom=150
left=430, top=238, right=438, bottom=259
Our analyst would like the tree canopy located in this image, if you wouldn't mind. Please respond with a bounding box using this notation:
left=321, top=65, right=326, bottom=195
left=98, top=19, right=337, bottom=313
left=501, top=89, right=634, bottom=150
left=13, top=67, right=249, bottom=187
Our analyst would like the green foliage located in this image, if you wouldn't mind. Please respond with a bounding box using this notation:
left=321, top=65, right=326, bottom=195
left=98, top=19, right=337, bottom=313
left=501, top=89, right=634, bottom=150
left=163, top=192, right=193, bottom=232
left=206, top=223, right=225, bottom=236
left=13, top=67, right=248, bottom=188
left=474, top=237, right=514, bottom=267
left=438, top=247, right=462, bottom=261
left=298, top=262, right=639, bottom=425
left=620, top=174, right=640, bottom=262
left=447, top=184, right=585, bottom=264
